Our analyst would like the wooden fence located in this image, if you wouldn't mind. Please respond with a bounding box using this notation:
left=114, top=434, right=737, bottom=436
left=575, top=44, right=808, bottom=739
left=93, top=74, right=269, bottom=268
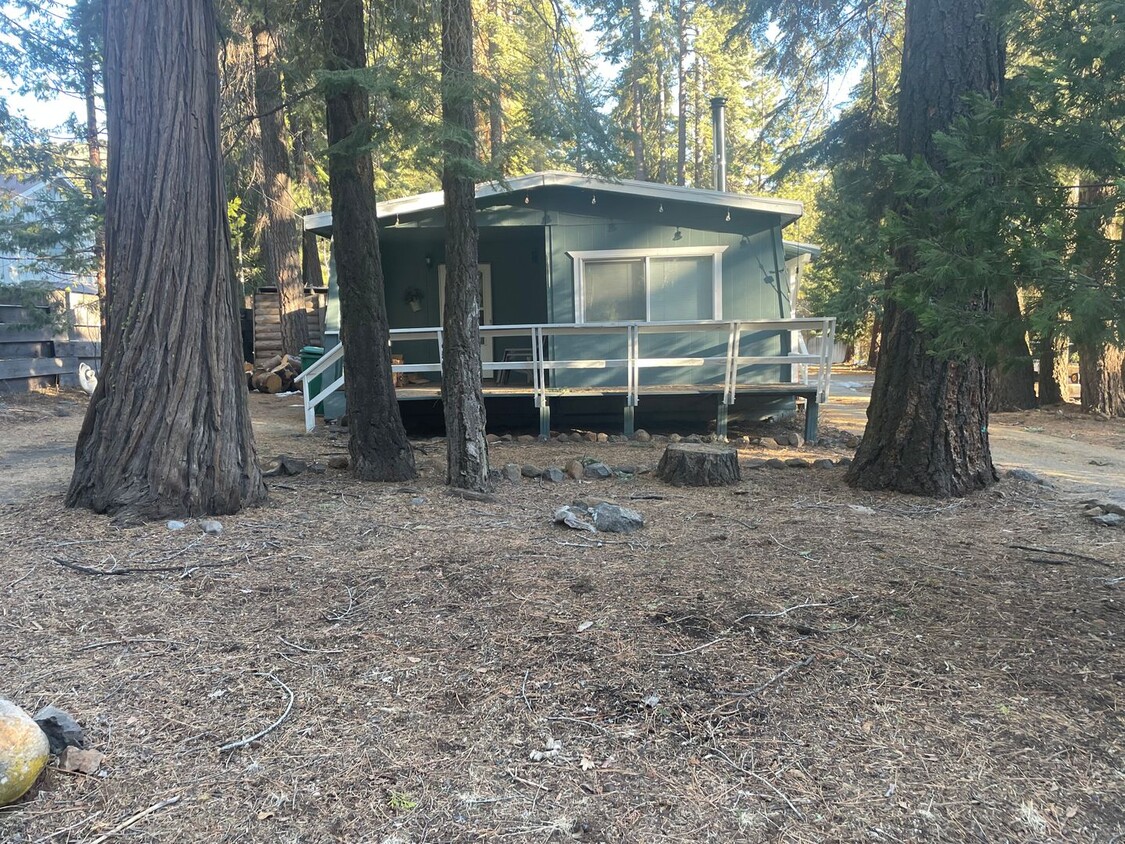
left=0, top=291, right=101, bottom=392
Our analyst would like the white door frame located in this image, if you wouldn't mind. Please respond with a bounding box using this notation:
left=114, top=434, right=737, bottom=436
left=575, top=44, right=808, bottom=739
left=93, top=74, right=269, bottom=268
left=438, top=263, right=493, bottom=361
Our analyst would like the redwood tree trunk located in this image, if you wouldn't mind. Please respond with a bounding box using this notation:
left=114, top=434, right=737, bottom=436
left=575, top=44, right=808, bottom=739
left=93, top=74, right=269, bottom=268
left=989, top=282, right=1037, bottom=411
left=441, top=0, right=491, bottom=492
left=252, top=18, right=309, bottom=357
left=321, top=0, right=416, bottom=481
left=81, top=18, right=106, bottom=334
left=1037, top=329, right=1070, bottom=405
left=1077, top=341, right=1125, bottom=416
left=846, top=0, right=1002, bottom=497
left=68, top=0, right=265, bottom=519
left=866, top=312, right=881, bottom=369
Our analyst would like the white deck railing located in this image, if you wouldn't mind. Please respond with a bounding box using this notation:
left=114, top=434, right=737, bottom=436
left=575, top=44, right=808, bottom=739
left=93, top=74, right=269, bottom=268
left=295, top=317, right=835, bottom=434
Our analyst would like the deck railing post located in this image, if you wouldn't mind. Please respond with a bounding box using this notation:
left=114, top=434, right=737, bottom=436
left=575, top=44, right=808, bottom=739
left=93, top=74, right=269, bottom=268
left=302, top=373, right=315, bottom=433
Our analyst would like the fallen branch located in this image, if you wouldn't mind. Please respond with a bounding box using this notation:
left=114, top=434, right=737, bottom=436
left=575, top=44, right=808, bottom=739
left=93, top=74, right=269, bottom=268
left=655, top=637, right=729, bottom=658
left=1009, top=544, right=1110, bottom=567
left=85, top=797, right=180, bottom=844
left=733, top=597, right=855, bottom=623
left=708, top=748, right=804, bottom=819
left=219, top=672, right=295, bottom=753
left=53, top=557, right=235, bottom=577
left=722, top=655, right=814, bottom=699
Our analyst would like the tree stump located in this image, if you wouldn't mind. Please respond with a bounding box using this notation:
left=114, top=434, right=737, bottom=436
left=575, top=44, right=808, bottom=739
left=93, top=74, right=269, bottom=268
left=655, top=443, right=741, bottom=487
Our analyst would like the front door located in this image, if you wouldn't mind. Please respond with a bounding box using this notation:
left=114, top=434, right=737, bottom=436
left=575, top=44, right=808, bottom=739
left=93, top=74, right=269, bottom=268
left=438, top=263, right=493, bottom=362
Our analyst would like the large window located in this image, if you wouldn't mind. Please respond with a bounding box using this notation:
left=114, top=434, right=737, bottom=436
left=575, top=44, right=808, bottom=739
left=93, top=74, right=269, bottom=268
left=571, top=246, right=726, bottom=323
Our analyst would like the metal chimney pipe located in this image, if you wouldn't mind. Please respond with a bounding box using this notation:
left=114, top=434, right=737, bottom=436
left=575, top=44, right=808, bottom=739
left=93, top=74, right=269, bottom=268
left=711, top=96, right=728, bottom=192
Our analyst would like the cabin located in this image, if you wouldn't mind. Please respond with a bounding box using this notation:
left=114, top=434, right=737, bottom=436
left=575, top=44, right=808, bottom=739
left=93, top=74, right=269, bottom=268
left=300, top=170, right=835, bottom=440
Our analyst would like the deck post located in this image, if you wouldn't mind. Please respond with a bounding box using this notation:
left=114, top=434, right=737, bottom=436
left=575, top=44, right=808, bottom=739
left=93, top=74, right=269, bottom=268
left=623, top=404, right=635, bottom=437
left=539, top=397, right=551, bottom=440
left=804, top=397, right=819, bottom=444
left=716, top=401, right=728, bottom=440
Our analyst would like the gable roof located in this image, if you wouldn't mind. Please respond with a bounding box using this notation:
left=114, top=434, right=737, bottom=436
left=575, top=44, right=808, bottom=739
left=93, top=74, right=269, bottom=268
left=0, top=175, right=48, bottom=198
left=304, top=170, right=803, bottom=235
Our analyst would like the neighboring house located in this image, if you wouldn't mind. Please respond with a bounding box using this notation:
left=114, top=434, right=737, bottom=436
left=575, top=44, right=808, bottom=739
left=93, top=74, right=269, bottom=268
left=301, top=170, right=835, bottom=438
left=0, top=175, right=100, bottom=391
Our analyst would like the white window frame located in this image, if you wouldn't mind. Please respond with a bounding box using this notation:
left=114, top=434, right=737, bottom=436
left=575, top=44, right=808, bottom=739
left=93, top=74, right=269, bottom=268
left=569, top=246, right=727, bottom=324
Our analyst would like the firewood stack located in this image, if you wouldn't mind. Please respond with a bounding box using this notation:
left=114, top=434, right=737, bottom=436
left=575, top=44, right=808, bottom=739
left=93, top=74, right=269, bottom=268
left=245, top=354, right=304, bottom=394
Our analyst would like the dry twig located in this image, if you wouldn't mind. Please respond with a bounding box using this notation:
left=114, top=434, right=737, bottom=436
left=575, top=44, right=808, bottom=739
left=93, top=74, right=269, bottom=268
left=219, top=672, right=295, bottom=753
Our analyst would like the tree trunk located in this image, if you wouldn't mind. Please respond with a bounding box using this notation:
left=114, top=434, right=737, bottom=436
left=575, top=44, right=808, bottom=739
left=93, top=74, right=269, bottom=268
left=486, top=0, right=504, bottom=172
left=1037, top=329, right=1070, bottom=405
left=846, top=0, right=1002, bottom=497
left=441, top=0, right=492, bottom=492
left=675, top=0, right=687, bottom=186
left=81, top=20, right=106, bottom=335
left=989, top=282, right=1037, bottom=411
left=629, top=0, right=647, bottom=181
left=1076, top=341, right=1125, bottom=416
left=302, top=229, right=324, bottom=290
left=252, top=18, right=308, bottom=357
left=68, top=0, right=265, bottom=519
left=866, top=312, right=881, bottom=369
left=321, top=0, right=417, bottom=481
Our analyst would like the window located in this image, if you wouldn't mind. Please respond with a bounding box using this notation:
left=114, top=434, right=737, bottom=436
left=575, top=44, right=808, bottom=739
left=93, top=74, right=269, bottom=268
left=571, top=246, right=726, bottom=323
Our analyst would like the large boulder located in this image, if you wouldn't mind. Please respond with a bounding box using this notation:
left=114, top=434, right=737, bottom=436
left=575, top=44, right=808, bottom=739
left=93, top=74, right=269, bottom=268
left=0, top=699, right=49, bottom=806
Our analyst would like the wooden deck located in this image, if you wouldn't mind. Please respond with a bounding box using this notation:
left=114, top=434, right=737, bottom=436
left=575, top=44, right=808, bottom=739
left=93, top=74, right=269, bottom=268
left=297, top=318, right=835, bottom=440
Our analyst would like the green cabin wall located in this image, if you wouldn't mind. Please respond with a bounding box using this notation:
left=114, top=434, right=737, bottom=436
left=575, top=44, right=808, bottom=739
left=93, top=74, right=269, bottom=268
left=324, top=195, right=793, bottom=392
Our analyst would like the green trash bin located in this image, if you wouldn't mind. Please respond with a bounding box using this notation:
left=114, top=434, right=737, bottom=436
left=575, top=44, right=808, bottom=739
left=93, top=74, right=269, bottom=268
left=300, top=345, right=325, bottom=415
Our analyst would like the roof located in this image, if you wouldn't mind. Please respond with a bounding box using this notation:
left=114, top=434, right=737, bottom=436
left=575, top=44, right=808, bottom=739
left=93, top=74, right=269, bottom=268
left=783, top=240, right=822, bottom=260
left=0, top=175, right=48, bottom=198
left=304, top=170, right=804, bottom=234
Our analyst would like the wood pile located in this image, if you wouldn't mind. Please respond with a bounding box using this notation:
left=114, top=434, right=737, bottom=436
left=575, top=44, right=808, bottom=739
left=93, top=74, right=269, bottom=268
left=245, top=354, right=303, bottom=394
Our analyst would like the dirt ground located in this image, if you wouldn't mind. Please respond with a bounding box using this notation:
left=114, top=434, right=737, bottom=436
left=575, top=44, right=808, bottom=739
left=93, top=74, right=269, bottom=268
left=1, top=387, right=1123, bottom=843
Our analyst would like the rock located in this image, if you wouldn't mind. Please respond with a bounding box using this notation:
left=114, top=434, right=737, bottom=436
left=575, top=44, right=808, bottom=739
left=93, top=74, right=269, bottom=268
left=58, top=747, right=104, bottom=775
left=773, top=435, right=789, bottom=446
left=166, top=520, right=186, bottom=531
left=758, top=438, right=777, bottom=450
left=501, top=433, right=514, bottom=443
left=613, top=465, right=637, bottom=475
left=787, top=433, right=805, bottom=448
left=765, top=458, right=788, bottom=469
left=844, top=434, right=861, bottom=449
left=584, top=462, right=613, bottom=480
left=745, top=458, right=766, bottom=469
left=554, top=505, right=596, bottom=532
left=307, top=462, right=326, bottom=474
left=521, top=464, right=543, bottom=478
left=201, top=520, right=223, bottom=536
left=557, top=433, right=570, bottom=443
left=517, top=434, right=536, bottom=444
left=836, top=457, right=853, bottom=467
left=813, top=458, right=836, bottom=469
left=410, top=496, right=427, bottom=505
left=263, top=455, right=307, bottom=477
left=1091, top=513, right=1124, bottom=527
left=591, top=503, right=645, bottom=534
left=32, top=706, right=84, bottom=755
left=542, top=467, right=566, bottom=483
left=596, top=433, right=609, bottom=443
left=486, top=434, right=502, bottom=444
left=609, top=434, right=628, bottom=443
left=0, top=699, right=49, bottom=806
left=1006, top=468, right=1052, bottom=486
left=1097, top=501, right=1125, bottom=517
left=584, top=432, right=598, bottom=442
left=326, top=455, right=350, bottom=470
left=684, top=434, right=703, bottom=444
left=565, top=459, right=585, bottom=480
left=738, top=436, right=753, bottom=445
left=633, top=429, right=651, bottom=442
left=785, top=458, right=810, bottom=468
left=502, top=463, right=522, bottom=483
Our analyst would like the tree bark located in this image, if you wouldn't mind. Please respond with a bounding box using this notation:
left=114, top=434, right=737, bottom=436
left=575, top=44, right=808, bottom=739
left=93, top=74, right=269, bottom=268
left=675, top=0, right=687, bottom=186
left=989, top=282, right=1037, bottom=411
left=67, top=0, right=265, bottom=519
left=1076, top=341, right=1125, bottom=416
left=321, top=0, right=417, bottom=481
left=1037, top=328, right=1070, bottom=405
left=629, top=0, right=647, bottom=181
left=80, top=16, right=105, bottom=334
left=441, top=0, right=492, bottom=492
left=656, top=443, right=741, bottom=486
left=485, top=0, right=504, bottom=172
left=846, top=0, right=1002, bottom=497
left=302, top=229, right=324, bottom=290
left=252, top=17, right=308, bottom=357
left=866, top=312, right=881, bottom=369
